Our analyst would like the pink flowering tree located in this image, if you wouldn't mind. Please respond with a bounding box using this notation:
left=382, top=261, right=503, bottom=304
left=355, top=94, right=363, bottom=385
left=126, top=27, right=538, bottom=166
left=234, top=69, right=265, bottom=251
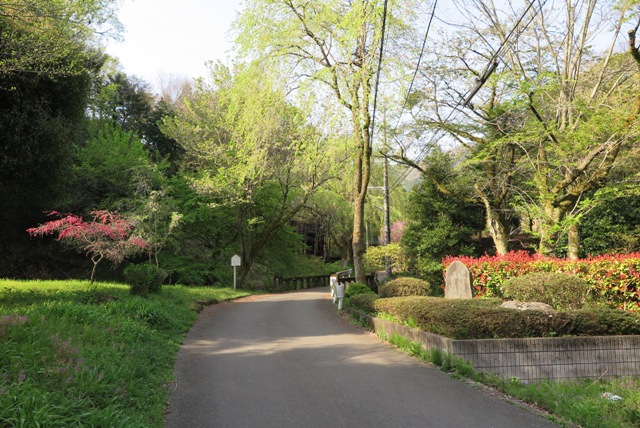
left=27, top=211, right=148, bottom=284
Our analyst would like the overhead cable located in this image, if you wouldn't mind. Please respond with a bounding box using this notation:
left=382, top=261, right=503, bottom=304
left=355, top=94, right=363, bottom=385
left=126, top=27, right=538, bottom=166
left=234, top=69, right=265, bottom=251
left=392, top=0, right=549, bottom=188
left=369, top=0, right=390, bottom=141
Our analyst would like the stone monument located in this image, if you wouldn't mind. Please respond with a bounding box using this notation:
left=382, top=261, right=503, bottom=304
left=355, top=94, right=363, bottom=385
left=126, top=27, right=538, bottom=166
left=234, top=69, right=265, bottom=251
left=445, top=260, right=473, bottom=299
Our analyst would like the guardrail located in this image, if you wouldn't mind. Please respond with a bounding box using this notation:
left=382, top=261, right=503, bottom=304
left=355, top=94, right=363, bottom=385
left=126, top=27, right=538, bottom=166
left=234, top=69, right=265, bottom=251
left=271, top=272, right=378, bottom=293
left=272, top=274, right=332, bottom=292
left=334, top=274, right=378, bottom=293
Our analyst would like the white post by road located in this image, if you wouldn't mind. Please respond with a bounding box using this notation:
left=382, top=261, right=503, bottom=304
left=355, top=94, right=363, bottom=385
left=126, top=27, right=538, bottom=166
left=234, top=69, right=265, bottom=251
left=231, top=254, right=241, bottom=290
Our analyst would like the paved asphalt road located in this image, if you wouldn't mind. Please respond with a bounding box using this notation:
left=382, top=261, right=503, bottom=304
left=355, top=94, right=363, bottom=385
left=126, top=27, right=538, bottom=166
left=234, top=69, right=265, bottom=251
left=165, top=288, right=558, bottom=428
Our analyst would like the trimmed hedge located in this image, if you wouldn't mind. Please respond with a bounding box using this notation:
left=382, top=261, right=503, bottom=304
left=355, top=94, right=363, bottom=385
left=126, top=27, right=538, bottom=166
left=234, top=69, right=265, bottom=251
left=502, top=272, right=590, bottom=311
left=378, top=277, right=432, bottom=298
left=443, top=252, right=640, bottom=311
left=370, top=297, right=640, bottom=340
left=345, top=282, right=376, bottom=299
left=349, top=294, right=380, bottom=313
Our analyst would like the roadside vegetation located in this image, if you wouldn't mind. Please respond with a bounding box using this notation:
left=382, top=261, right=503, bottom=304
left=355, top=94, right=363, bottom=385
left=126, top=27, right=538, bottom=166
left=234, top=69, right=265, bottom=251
left=342, top=277, right=640, bottom=428
left=383, top=332, right=640, bottom=428
left=349, top=295, right=640, bottom=339
left=0, top=280, right=250, bottom=427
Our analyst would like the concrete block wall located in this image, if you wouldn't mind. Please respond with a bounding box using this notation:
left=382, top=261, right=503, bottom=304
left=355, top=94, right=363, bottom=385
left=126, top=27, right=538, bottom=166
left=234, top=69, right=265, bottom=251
left=363, top=313, right=640, bottom=381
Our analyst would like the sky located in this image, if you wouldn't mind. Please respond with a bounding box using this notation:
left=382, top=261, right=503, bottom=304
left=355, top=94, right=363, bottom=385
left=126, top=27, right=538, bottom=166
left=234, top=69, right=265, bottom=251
left=105, top=0, right=244, bottom=92
left=104, top=1, right=620, bottom=95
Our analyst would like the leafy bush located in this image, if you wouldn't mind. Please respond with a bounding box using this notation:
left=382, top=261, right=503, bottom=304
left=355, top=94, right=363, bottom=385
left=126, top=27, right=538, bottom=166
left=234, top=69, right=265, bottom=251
left=378, top=277, right=432, bottom=298
left=371, top=296, right=640, bottom=339
left=124, top=263, right=168, bottom=296
left=345, top=282, right=376, bottom=299
left=419, top=266, right=446, bottom=296
left=348, top=294, right=380, bottom=313
left=571, top=306, right=640, bottom=336
left=364, top=243, right=407, bottom=273
left=443, top=252, right=640, bottom=311
left=502, top=272, right=589, bottom=310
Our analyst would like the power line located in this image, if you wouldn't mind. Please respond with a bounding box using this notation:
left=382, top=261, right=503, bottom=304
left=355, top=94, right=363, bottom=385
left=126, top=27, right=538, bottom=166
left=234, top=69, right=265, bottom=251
left=369, top=0, right=389, bottom=141
left=389, top=96, right=468, bottom=190
left=392, top=0, right=439, bottom=134
left=391, top=0, right=548, bottom=189
left=488, top=0, right=545, bottom=68
left=464, top=0, right=548, bottom=106
left=384, top=0, right=440, bottom=188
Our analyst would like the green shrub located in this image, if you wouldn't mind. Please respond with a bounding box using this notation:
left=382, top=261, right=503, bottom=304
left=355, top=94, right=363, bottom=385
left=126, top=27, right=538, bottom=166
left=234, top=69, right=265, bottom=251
left=420, top=266, right=446, bottom=296
left=124, top=263, right=168, bottom=296
left=502, top=272, right=589, bottom=310
left=349, top=294, right=380, bottom=313
left=572, top=307, right=640, bottom=336
left=345, top=282, right=376, bottom=299
left=378, top=277, right=432, bottom=298
left=371, top=296, right=640, bottom=339
left=443, top=252, right=640, bottom=311
left=364, top=243, right=407, bottom=272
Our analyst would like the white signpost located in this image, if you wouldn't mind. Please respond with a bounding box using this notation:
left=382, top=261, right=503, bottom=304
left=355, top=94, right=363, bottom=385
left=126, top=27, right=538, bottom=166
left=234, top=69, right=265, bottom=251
left=231, top=254, right=241, bottom=290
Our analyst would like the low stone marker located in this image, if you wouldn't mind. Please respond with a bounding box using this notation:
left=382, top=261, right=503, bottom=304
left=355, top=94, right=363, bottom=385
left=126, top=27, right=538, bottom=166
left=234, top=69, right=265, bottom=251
left=501, top=301, right=556, bottom=313
left=445, top=260, right=473, bottom=299
left=375, top=270, right=388, bottom=284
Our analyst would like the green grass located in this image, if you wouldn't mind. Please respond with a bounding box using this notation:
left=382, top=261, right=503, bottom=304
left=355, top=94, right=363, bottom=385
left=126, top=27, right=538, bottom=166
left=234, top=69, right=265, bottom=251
left=0, top=279, right=251, bottom=427
left=383, top=330, right=640, bottom=427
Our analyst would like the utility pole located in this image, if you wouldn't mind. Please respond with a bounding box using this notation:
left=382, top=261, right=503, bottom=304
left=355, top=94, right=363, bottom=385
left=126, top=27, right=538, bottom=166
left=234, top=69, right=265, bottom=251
left=463, top=60, right=498, bottom=107
left=382, top=154, right=392, bottom=278
left=383, top=155, right=391, bottom=246
left=382, top=115, right=392, bottom=278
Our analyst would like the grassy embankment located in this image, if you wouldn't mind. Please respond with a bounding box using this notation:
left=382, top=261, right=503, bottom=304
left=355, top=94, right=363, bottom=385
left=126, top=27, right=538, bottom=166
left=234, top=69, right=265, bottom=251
left=0, top=279, right=251, bottom=427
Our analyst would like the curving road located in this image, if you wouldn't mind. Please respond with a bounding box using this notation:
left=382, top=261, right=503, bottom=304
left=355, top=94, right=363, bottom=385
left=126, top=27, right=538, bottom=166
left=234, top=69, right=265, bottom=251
left=165, top=288, right=557, bottom=427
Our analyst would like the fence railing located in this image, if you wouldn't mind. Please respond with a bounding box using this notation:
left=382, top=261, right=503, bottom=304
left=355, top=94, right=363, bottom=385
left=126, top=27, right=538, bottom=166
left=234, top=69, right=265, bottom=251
left=272, top=274, right=332, bottom=292
left=272, top=273, right=378, bottom=293
left=334, top=275, right=378, bottom=293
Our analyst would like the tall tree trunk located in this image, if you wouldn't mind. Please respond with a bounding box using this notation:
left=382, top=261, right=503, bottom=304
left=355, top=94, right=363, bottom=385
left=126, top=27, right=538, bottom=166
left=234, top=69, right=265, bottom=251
left=476, top=185, right=509, bottom=255
left=352, top=194, right=367, bottom=282
left=538, top=202, right=564, bottom=256
left=487, top=208, right=509, bottom=256
left=567, top=223, right=580, bottom=260
left=351, top=34, right=373, bottom=284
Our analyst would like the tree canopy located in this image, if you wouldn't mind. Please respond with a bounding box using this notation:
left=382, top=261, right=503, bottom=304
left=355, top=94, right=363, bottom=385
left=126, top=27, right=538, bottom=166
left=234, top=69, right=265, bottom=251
left=2, top=0, right=640, bottom=286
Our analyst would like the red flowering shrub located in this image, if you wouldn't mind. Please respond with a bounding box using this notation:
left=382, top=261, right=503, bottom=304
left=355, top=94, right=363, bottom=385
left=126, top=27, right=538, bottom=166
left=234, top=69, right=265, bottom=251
left=28, top=211, right=148, bottom=284
left=443, top=251, right=640, bottom=311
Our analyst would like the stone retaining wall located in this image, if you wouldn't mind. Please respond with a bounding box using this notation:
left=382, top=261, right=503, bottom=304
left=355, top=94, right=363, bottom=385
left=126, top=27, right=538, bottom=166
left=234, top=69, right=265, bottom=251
left=356, top=313, right=640, bottom=381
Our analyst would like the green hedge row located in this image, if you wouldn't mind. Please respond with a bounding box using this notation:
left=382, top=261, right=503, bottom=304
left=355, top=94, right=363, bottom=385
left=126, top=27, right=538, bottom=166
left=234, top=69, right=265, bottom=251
left=349, top=296, right=640, bottom=339
left=443, top=252, right=640, bottom=311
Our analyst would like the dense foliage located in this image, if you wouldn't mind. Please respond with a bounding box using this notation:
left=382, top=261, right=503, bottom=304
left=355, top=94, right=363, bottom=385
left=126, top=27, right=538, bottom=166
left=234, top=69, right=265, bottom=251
left=401, top=149, right=485, bottom=278
left=502, top=272, right=590, bottom=311
left=443, top=252, right=640, bottom=311
left=2, top=0, right=640, bottom=294
left=124, top=263, right=168, bottom=296
left=378, top=277, right=433, bottom=298
left=370, top=297, right=640, bottom=340
left=27, top=211, right=148, bottom=284
left=348, top=293, right=380, bottom=313
left=363, top=243, right=407, bottom=273
left=577, top=194, right=640, bottom=257
left=344, top=282, right=376, bottom=299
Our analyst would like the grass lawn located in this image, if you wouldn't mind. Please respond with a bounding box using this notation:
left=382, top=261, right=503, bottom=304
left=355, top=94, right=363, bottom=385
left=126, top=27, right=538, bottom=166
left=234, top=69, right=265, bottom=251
left=0, top=279, right=251, bottom=427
